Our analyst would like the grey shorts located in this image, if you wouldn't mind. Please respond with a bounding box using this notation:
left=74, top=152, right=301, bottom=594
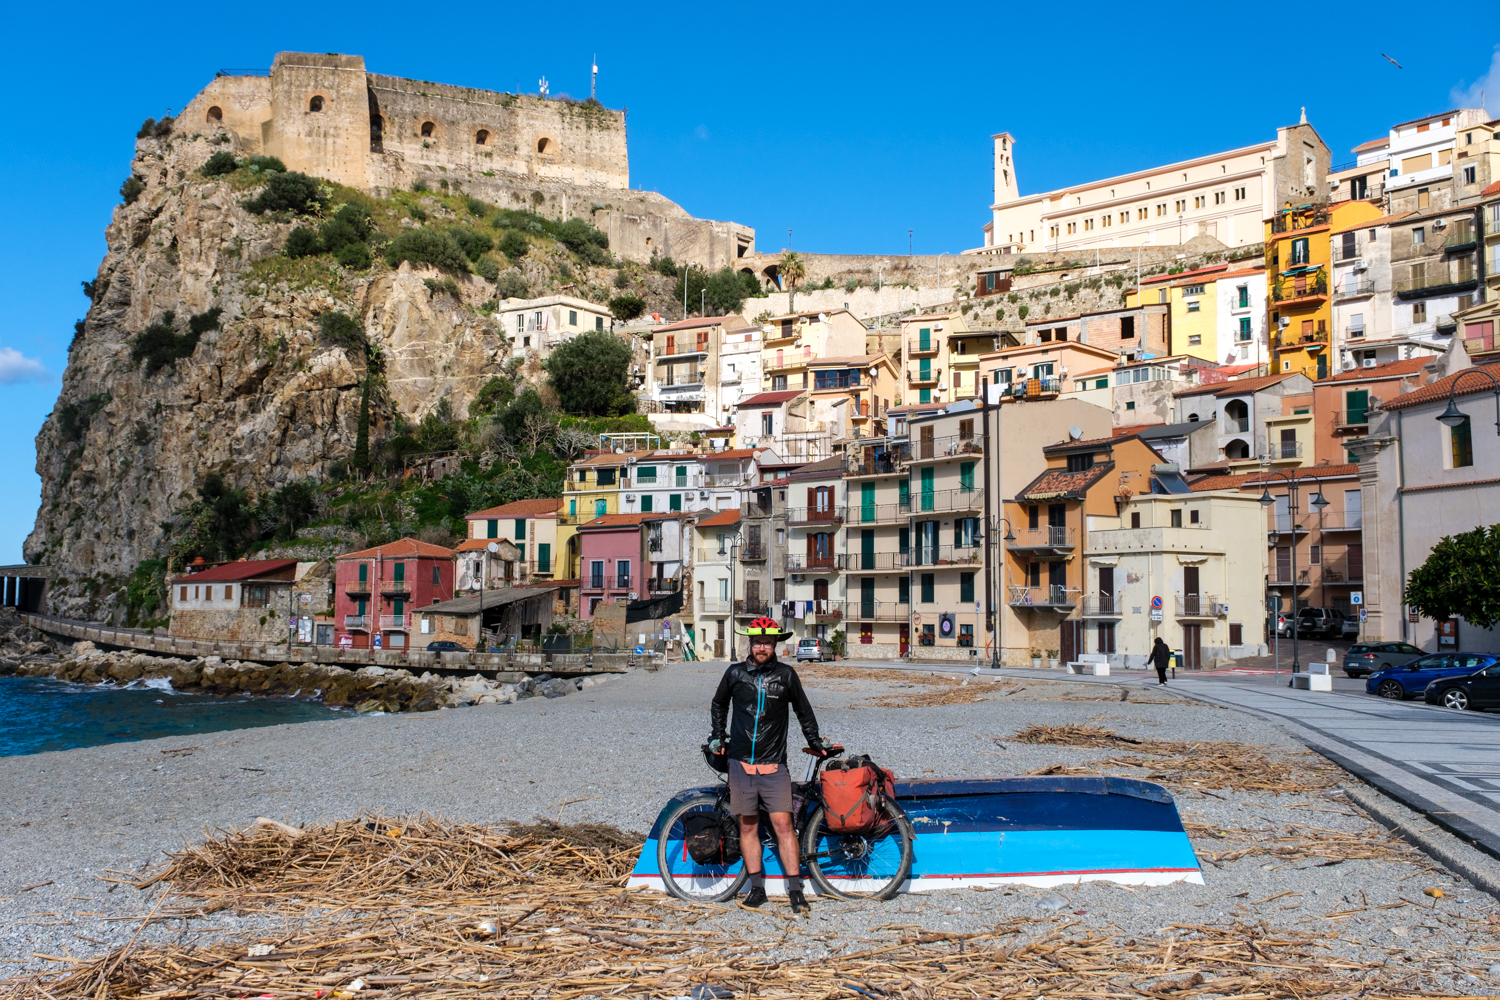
left=727, top=760, right=793, bottom=816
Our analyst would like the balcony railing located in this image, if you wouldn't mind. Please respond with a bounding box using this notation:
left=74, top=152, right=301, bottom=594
left=344, top=579, right=372, bottom=595
left=836, top=551, right=905, bottom=571
left=841, top=600, right=909, bottom=622
left=845, top=502, right=908, bottom=525
left=1080, top=593, right=1123, bottom=617
left=1315, top=510, right=1364, bottom=531
left=379, top=581, right=411, bottom=598
left=1331, top=244, right=1363, bottom=262
left=1270, top=207, right=1329, bottom=233
left=1008, top=585, right=1076, bottom=608
left=738, top=545, right=766, bottom=561
left=1276, top=331, right=1329, bottom=350
left=1007, top=525, right=1075, bottom=550
left=1333, top=277, right=1376, bottom=298
left=344, top=615, right=370, bottom=631
left=908, top=339, right=940, bottom=357
left=786, top=553, right=838, bottom=572
left=734, top=599, right=772, bottom=617
left=1395, top=268, right=1478, bottom=297
left=1265, top=440, right=1304, bottom=460
left=906, top=368, right=942, bottom=387
left=844, top=445, right=911, bottom=476
left=1272, top=271, right=1328, bottom=303
left=646, top=579, right=680, bottom=595
left=696, top=547, right=731, bottom=564
left=616, top=576, right=633, bottom=591
left=1444, top=226, right=1477, bottom=251
left=379, top=614, right=410, bottom=631
left=806, top=599, right=842, bottom=622
left=1346, top=326, right=1366, bottom=340
left=905, top=545, right=983, bottom=567
left=1268, top=568, right=1311, bottom=586
left=996, top=376, right=1063, bottom=399
left=909, top=434, right=983, bottom=461
left=909, top=487, right=985, bottom=514
left=1333, top=409, right=1368, bottom=429
left=588, top=574, right=606, bottom=590
left=1318, top=555, right=1364, bottom=584
left=1174, top=595, right=1223, bottom=618
left=697, top=598, right=733, bottom=615
left=786, top=506, right=844, bottom=527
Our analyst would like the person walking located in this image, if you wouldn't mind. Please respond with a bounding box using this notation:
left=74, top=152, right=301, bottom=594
left=708, top=617, right=830, bottom=915
left=1149, top=637, right=1172, bottom=685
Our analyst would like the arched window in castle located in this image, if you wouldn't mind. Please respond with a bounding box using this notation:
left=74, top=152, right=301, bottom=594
left=537, top=137, right=552, bottom=154
left=421, top=121, right=436, bottom=138
left=206, top=106, right=223, bottom=123
left=475, top=129, right=489, bottom=145
left=309, top=95, right=325, bottom=113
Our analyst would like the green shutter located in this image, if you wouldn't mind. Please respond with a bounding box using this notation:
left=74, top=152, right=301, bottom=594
left=515, top=519, right=526, bottom=540
left=487, top=519, right=498, bottom=539
left=641, top=494, right=653, bottom=512
left=394, top=562, right=405, bottom=582
left=861, top=482, right=875, bottom=522
left=960, top=572, right=974, bottom=603
left=959, top=462, right=974, bottom=491
left=669, top=494, right=682, bottom=511
left=919, top=388, right=931, bottom=403
left=1345, top=389, right=1368, bottom=425
left=538, top=543, right=551, bottom=574
left=919, top=328, right=931, bottom=351
left=920, top=467, right=934, bottom=511
left=358, top=563, right=367, bottom=583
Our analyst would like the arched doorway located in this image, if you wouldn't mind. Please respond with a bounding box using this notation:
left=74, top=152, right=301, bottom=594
left=1224, top=438, right=1250, bottom=460
left=206, top=106, right=222, bottom=123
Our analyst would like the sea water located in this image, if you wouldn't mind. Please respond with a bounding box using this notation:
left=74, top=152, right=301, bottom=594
left=0, top=675, right=342, bottom=756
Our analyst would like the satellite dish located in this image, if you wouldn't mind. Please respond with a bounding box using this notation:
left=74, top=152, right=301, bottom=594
left=1069, top=426, right=1083, bottom=440
left=486, top=542, right=500, bottom=554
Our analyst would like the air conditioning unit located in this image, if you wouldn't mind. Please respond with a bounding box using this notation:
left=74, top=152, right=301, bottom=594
left=938, top=382, right=948, bottom=391
left=625, top=493, right=637, bottom=502
left=790, top=574, right=805, bottom=583
left=1354, top=258, right=1368, bottom=271
left=1362, top=359, right=1377, bottom=368
left=1214, top=603, right=1230, bottom=616
left=934, top=322, right=945, bottom=331
left=699, top=490, right=709, bottom=499
left=1341, top=360, right=1356, bottom=371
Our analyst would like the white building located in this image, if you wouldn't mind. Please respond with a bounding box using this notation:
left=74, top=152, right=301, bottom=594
left=496, top=294, right=613, bottom=356
left=974, top=117, right=1329, bottom=255
left=618, top=447, right=778, bottom=518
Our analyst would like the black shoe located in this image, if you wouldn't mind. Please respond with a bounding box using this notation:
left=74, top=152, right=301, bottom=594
left=788, top=889, right=810, bottom=915
left=741, top=885, right=767, bottom=908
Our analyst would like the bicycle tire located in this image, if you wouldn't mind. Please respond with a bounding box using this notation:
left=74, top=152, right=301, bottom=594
left=802, top=797, right=914, bottom=901
left=655, top=794, right=749, bottom=903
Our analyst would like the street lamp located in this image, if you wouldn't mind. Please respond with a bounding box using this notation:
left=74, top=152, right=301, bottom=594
left=1435, top=367, right=1500, bottom=435
left=978, top=517, right=1015, bottom=670
left=727, top=529, right=745, bottom=662
left=1258, top=470, right=1328, bottom=677
left=481, top=541, right=499, bottom=651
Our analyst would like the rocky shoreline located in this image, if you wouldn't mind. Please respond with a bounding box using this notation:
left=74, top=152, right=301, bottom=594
left=0, top=611, right=610, bottom=713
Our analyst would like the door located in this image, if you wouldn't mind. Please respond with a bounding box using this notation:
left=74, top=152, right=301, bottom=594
left=813, top=578, right=829, bottom=613
left=920, top=425, right=934, bottom=459
left=1345, top=389, right=1369, bottom=426
left=1275, top=545, right=1291, bottom=583
left=861, top=529, right=875, bottom=570
left=1047, top=503, right=1066, bottom=545
left=745, top=578, right=760, bottom=613
left=1098, top=566, right=1115, bottom=614
left=1060, top=620, right=1080, bottom=664
left=1183, top=566, right=1200, bottom=616
left=1048, top=561, right=1067, bottom=604
left=1470, top=664, right=1500, bottom=708
left=861, top=482, right=876, bottom=523
left=920, top=467, right=935, bottom=511
left=860, top=578, right=876, bottom=619
left=1280, top=428, right=1297, bottom=460
left=898, top=624, right=909, bottom=657
left=1181, top=624, right=1201, bottom=670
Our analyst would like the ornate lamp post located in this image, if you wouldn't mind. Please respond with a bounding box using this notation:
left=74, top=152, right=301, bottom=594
left=1258, top=471, right=1329, bottom=676
left=727, top=530, right=745, bottom=663
left=1435, top=368, right=1500, bottom=435
left=979, top=516, right=1016, bottom=670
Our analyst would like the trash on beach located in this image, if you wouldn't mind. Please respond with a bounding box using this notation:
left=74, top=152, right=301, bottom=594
left=246, top=943, right=275, bottom=957
left=1424, top=887, right=1445, bottom=898
left=473, top=919, right=500, bottom=936
left=363, top=822, right=403, bottom=837
left=255, top=816, right=305, bottom=840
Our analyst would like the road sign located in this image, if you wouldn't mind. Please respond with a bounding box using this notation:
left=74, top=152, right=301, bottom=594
left=1409, top=611, right=1420, bottom=623
left=299, top=593, right=311, bottom=603
left=373, top=633, right=382, bottom=649
left=1150, top=610, right=1163, bottom=622
left=1267, top=595, right=1283, bottom=612
left=337, top=633, right=354, bottom=649
left=1350, top=591, right=1362, bottom=605
left=1360, top=609, right=1368, bottom=624
left=1151, top=596, right=1163, bottom=610
left=634, top=645, right=645, bottom=655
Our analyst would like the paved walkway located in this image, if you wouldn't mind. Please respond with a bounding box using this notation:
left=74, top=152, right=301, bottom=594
left=1171, top=674, right=1500, bottom=857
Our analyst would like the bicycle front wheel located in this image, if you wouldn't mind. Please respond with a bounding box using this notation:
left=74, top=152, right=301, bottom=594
left=655, top=794, right=749, bottom=903
left=802, top=798, right=914, bottom=901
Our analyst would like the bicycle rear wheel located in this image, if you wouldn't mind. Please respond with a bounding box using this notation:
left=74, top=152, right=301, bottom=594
left=655, top=794, right=749, bottom=902
left=802, top=798, right=914, bottom=900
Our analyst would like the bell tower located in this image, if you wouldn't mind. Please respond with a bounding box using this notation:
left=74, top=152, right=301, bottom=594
left=993, top=132, right=1019, bottom=206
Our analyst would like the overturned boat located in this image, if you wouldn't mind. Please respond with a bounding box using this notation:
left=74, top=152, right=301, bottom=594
left=630, top=775, right=1203, bottom=896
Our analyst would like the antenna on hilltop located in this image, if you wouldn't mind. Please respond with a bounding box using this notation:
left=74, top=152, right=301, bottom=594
left=538, top=76, right=549, bottom=98
left=591, top=55, right=598, bottom=101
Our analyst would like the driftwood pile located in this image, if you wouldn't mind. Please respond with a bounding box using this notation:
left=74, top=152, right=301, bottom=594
left=1, top=814, right=1479, bottom=999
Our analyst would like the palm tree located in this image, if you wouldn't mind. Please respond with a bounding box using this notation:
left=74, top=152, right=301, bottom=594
left=780, top=251, right=806, bottom=312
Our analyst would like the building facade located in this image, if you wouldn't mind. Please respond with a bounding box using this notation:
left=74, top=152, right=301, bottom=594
left=497, top=295, right=612, bottom=358
left=335, top=538, right=456, bottom=650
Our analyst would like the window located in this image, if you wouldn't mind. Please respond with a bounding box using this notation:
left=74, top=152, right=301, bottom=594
left=960, top=573, right=975, bottom=603
left=1084, top=219, right=1094, bottom=231
left=1214, top=191, right=1225, bottom=204
left=958, top=624, right=974, bottom=647
left=669, top=494, right=682, bottom=512
left=1463, top=166, right=1477, bottom=185
left=223, top=585, right=233, bottom=601
left=1418, top=187, right=1430, bottom=209
left=1413, top=301, right=1427, bottom=323
left=538, top=543, right=551, bottom=574
left=1238, top=318, right=1253, bottom=341
left=1099, top=215, right=1109, bottom=228
left=1412, top=227, right=1425, bottom=245
left=1451, top=416, right=1474, bottom=468
left=1170, top=508, right=1182, bottom=528
left=515, top=519, right=527, bottom=540
left=244, top=584, right=270, bottom=609
left=597, top=468, right=617, bottom=486
left=1125, top=400, right=1135, bottom=411
left=1050, top=225, right=1059, bottom=238
left=569, top=309, right=578, bottom=326
left=309, top=95, right=325, bottom=112
left=1066, top=453, right=1094, bottom=472
left=1235, top=186, right=1246, bottom=200
left=596, top=317, right=604, bottom=331
left=920, top=573, right=935, bottom=603
left=636, top=465, right=657, bottom=482
left=1067, top=222, right=1077, bottom=234
left=1229, top=623, right=1243, bottom=645
left=180, top=586, right=188, bottom=602
left=1187, top=304, right=1200, bottom=315
left=1187, top=333, right=1201, bottom=344
left=1137, top=207, right=1148, bottom=220
left=1290, top=237, right=1309, bottom=264
left=1184, top=284, right=1205, bottom=296
left=1175, top=199, right=1186, bottom=212
left=1309, top=544, right=1321, bottom=564
left=640, top=494, right=653, bottom=512
left=616, top=560, right=631, bottom=589
left=589, top=560, right=605, bottom=589
left=432, top=565, right=441, bottom=586
left=421, top=121, right=435, bottom=138
left=959, top=462, right=975, bottom=490
left=1194, top=195, right=1206, bottom=209
left=1130, top=511, right=1141, bottom=529
left=1097, top=622, right=1116, bottom=654
left=899, top=576, right=910, bottom=603
left=1157, top=203, right=1166, bottom=216
left=1189, top=509, right=1200, bottom=524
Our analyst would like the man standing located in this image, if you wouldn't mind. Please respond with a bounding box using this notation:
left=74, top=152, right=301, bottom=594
left=709, top=617, right=828, bottom=914
left=1149, top=637, right=1173, bottom=685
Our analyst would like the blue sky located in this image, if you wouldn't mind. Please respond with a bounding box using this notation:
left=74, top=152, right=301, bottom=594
left=0, top=3, right=1495, bottom=564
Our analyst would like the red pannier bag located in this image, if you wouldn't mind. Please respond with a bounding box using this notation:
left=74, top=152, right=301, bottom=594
left=819, top=754, right=896, bottom=834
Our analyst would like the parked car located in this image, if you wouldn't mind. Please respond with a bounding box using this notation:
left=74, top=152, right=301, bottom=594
left=1343, top=641, right=1424, bottom=678
left=1366, top=652, right=1499, bottom=700
left=796, top=638, right=833, bottom=662
left=1274, top=614, right=1294, bottom=637
left=1425, top=660, right=1500, bottom=710
left=1296, top=607, right=1345, bottom=638
left=426, top=640, right=465, bottom=652
left=1340, top=616, right=1361, bottom=640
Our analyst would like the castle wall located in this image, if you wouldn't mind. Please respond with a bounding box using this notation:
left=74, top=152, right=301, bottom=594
left=266, top=53, right=370, bottom=190
left=183, top=75, right=272, bottom=153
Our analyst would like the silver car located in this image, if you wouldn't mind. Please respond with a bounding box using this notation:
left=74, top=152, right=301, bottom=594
left=796, top=638, right=833, bottom=662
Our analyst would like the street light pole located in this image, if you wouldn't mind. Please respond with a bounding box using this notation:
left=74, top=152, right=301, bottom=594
left=728, top=530, right=744, bottom=663
left=1258, top=469, right=1328, bottom=677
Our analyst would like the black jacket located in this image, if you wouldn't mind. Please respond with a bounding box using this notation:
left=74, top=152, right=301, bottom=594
left=1150, top=642, right=1173, bottom=668
left=710, top=656, right=820, bottom=765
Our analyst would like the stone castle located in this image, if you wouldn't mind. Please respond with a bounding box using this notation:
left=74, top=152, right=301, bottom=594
left=186, top=52, right=754, bottom=268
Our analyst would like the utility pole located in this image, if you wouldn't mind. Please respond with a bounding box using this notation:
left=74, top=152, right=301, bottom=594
left=909, top=229, right=913, bottom=256
left=591, top=55, right=597, bottom=101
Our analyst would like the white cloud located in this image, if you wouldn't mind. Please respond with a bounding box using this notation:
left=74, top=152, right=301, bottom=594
left=0, top=346, right=52, bottom=385
left=1450, top=45, right=1500, bottom=118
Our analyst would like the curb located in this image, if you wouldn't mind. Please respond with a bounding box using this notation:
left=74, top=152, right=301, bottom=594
left=1342, top=781, right=1500, bottom=905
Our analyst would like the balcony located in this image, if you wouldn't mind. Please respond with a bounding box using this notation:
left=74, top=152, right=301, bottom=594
left=1008, top=585, right=1076, bottom=609
left=1264, top=440, right=1303, bottom=462
left=1226, top=417, right=1250, bottom=433
left=344, top=579, right=372, bottom=595
left=1174, top=595, right=1223, bottom=619
left=1266, top=512, right=1311, bottom=535
left=1270, top=206, right=1329, bottom=233
left=908, top=434, right=983, bottom=462
left=907, top=368, right=942, bottom=387
left=836, top=551, right=905, bottom=571
left=379, top=582, right=411, bottom=598
left=1268, top=569, right=1311, bottom=587
left=905, top=545, right=982, bottom=567
left=734, top=599, right=772, bottom=617
left=786, top=553, right=838, bottom=573
left=697, top=598, right=732, bottom=615
left=655, top=346, right=708, bottom=362
left=1333, top=277, right=1375, bottom=298
left=587, top=574, right=606, bottom=590
left=1395, top=268, right=1479, bottom=298
left=647, top=536, right=664, bottom=553
left=1272, top=271, right=1328, bottom=304
left=786, top=506, right=844, bottom=527
left=908, top=339, right=940, bottom=358
left=807, top=599, right=842, bottom=623
left=1331, top=244, right=1364, bottom=263
left=1276, top=331, right=1328, bottom=352
left=845, top=502, right=908, bottom=526
left=1080, top=593, right=1123, bottom=618
left=379, top=614, right=410, bottom=631
left=738, top=545, right=766, bottom=562
left=841, top=600, right=909, bottom=622
left=1444, top=226, right=1477, bottom=252
left=844, top=445, right=911, bottom=477
left=1333, top=409, right=1369, bottom=430
left=646, top=578, right=680, bottom=596
left=996, top=376, right=1063, bottom=400
left=654, top=382, right=705, bottom=402
left=344, top=615, right=370, bottom=631
left=1315, top=510, right=1364, bottom=532
left=1006, top=525, right=1076, bottom=552
left=696, top=547, right=731, bottom=564
left=1318, top=555, right=1364, bottom=584
left=909, top=487, right=985, bottom=514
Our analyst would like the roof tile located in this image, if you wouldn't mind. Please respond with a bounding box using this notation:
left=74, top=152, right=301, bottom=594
left=170, top=559, right=298, bottom=584
left=339, top=538, right=455, bottom=560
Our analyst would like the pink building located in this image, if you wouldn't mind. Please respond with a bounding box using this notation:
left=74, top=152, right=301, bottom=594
left=334, top=538, right=456, bottom=649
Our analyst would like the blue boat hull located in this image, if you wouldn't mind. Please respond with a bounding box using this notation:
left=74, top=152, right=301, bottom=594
left=629, top=775, right=1203, bottom=896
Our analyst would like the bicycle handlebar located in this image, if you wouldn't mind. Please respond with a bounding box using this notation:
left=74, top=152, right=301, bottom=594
left=802, top=744, right=845, bottom=757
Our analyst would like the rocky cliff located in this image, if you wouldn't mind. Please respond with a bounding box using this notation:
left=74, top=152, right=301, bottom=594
left=26, top=123, right=646, bottom=620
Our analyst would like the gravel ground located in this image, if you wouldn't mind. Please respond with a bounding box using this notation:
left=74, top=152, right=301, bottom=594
left=3, top=661, right=1499, bottom=994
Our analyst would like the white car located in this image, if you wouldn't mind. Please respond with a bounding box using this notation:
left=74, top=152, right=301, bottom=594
left=796, top=638, right=833, bottom=662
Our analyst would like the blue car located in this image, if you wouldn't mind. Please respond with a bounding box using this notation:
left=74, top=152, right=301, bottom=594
left=1367, top=652, right=1500, bottom=700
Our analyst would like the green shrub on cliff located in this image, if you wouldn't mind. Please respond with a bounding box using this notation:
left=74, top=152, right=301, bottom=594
left=246, top=155, right=286, bottom=173
left=450, top=227, right=494, bottom=262
left=136, top=116, right=175, bottom=139
left=201, top=151, right=238, bottom=177
left=608, top=294, right=646, bottom=321
left=495, top=269, right=529, bottom=299
left=244, top=171, right=325, bottom=215
left=469, top=376, right=516, bottom=417
left=318, top=311, right=367, bottom=354
left=498, top=229, right=529, bottom=259
left=335, top=242, right=372, bottom=269
left=131, top=308, right=222, bottom=375
left=384, top=228, right=471, bottom=274
left=473, top=255, right=500, bottom=282
left=556, top=218, right=610, bottom=265
left=124, top=559, right=168, bottom=628
left=120, top=175, right=145, bottom=205
left=284, top=226, right=322, bottom=259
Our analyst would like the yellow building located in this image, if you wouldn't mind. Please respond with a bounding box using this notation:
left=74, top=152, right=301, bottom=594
left=560, top=450, right=654, bottom=577
left=761, top=309, right=869, bottom=393
left=1266, top=200, right=1382, bottom=379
